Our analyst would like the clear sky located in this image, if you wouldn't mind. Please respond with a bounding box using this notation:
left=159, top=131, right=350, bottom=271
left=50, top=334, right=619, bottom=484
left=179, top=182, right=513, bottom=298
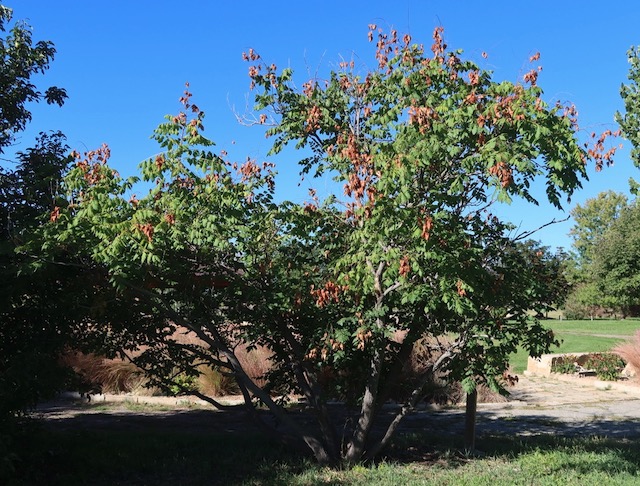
left=8, top=0, right=640, bottom=251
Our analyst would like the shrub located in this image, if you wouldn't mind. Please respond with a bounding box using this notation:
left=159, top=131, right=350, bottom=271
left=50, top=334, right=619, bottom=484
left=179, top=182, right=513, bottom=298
left=169, top=373, right=198, bottom=395
left=584, top=353, right=625, bottom=381
left=551, top=355, right=579, bottom=374
left=562, top=294, right=592, bottom=320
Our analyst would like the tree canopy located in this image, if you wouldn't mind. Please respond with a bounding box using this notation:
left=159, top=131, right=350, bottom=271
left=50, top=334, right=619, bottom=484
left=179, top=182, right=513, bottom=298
left=37, top=26, right=613, bottom=465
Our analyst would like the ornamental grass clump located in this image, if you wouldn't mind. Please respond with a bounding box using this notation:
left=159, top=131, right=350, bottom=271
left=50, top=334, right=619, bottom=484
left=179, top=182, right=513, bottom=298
left=613, top=330, right=640, bottom=381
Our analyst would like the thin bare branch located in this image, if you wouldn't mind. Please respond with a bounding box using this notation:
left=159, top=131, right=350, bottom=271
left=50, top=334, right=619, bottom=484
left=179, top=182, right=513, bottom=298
left=513, top=216, right=570, bottom=241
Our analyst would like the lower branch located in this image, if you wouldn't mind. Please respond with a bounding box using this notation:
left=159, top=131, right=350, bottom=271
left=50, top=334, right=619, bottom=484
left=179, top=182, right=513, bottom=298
left=210, top=325, right=334, bottom=464
left=124, top=281, right=334, bottom=464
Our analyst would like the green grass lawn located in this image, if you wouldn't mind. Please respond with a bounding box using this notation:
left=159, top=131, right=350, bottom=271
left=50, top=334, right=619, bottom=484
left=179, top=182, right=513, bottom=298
left=509, top=319, right=640, bottom=373
left=552, top=319, right=640, bottom=336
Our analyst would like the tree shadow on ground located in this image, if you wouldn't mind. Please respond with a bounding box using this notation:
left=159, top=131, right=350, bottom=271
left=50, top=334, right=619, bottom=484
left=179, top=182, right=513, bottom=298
left=6, top=405, right=640, bottom=485
left=385, top=416, right=640, bottom=479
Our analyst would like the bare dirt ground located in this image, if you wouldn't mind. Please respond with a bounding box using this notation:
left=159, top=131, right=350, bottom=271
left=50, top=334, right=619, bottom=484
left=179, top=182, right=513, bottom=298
left=34, top=373, right=640, bottom=440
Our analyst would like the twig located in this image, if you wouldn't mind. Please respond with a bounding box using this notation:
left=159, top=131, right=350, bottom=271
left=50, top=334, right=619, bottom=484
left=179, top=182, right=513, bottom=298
left=514, top=216, right=570, bottom=241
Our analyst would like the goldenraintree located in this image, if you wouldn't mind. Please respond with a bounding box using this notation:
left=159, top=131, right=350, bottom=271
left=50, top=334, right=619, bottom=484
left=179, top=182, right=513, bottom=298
left=45, top=27, right=614, bottom=466
left=43, top=88, right=349, bottom=463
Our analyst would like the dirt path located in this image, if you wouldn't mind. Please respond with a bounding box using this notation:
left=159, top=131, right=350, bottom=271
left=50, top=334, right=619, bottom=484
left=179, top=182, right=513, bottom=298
left=470, top=374, right=640, bottom=438
left=34, top=374, right=640, bottom=440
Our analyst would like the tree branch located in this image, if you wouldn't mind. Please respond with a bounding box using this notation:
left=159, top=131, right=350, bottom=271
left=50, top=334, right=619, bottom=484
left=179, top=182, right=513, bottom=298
left=513, top=216, right=570, bottom=242
left=365, top=338, right=463, bottom=460
left=382, top=281, right=402, bottom=298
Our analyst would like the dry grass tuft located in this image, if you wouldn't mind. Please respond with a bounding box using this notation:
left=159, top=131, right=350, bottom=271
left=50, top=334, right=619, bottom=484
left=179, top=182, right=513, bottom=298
left=61, top=326, right=275, bottom=397
left=165, top=327, right=273, bottom=396
left=193, top=346, right=272, bottom=397
left=60, top=351, right=152, bottom=395
left=613, top=330, right=640, bottom=380
left=235, top=345, right=272, bottom=388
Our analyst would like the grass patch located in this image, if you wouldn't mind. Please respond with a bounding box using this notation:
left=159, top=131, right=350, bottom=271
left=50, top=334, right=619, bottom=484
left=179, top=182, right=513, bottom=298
left=6, top=423, right=640, bottom=485
left=84, top=399, right=210, bottom=413
left=509, top=320, right=637, bottom=373
left=551, top=319, right=640, bottom=336
left=289, top=435, right=640, bottom=485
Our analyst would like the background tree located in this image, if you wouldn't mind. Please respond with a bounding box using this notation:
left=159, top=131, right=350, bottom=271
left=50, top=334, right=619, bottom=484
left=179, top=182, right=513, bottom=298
left=0, top=5, right=66, bottom=154
left=0, top=132, right=78, bottom=416
left=568, top=190, right=628, bottom=270
left=591, top=202, right=640, bottom=317
left=45, top=27, right=610, bottom=466
left=563, top=191, right=628, bottom=318
left=617, top=45, right=640, bottom=194
left=0, top=4, right=71, bottom=427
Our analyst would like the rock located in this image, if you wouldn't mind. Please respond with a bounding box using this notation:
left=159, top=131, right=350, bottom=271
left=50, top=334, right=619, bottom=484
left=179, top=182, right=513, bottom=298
left=622, top=362, right=637, bottom=378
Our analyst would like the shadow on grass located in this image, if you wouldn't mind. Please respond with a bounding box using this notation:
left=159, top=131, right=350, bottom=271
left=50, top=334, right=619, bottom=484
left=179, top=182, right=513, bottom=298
left=385, top=427, right=640, bottom=480
left=6, top=407, right=640, bottom=485
left=7, top=420, right=311, bottom=485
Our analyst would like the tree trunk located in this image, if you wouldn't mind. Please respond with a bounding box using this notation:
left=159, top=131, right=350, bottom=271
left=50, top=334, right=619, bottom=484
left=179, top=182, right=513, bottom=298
left=279, top=322, right=341, bottom=462
left=366, top=346, right=456, bottom=460
left=376, top=312, right=424, bottom=405
left=345, top=346, right=383, bottom=463
left=293, top=362, right=340, bottom=462
left=464, top=389, right=478, bottom=453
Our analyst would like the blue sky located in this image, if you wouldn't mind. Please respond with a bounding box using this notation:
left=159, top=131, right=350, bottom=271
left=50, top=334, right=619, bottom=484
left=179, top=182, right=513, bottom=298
left=8, top=0, right=640, bottom=250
